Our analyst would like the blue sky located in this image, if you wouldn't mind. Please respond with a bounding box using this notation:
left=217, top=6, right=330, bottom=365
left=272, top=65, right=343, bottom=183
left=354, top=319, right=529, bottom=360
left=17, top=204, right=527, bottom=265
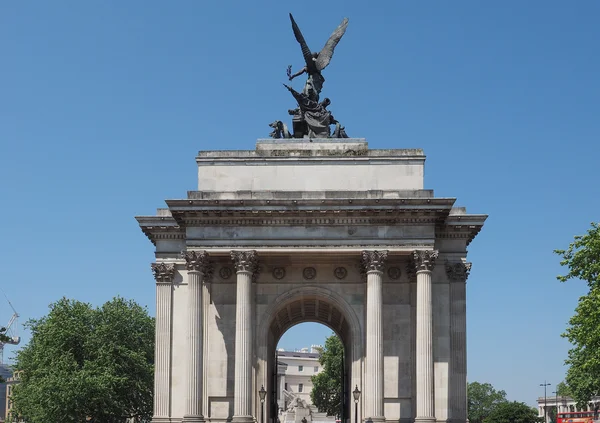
left=1, top=0, right=599, bottom=406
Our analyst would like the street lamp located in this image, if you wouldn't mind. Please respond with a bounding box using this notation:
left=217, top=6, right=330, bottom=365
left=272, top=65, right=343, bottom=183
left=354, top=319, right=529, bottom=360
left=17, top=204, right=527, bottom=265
left=541, top=382, right=551, bottom=423
left=259, top=385, right=267, bottom=423
left=353, top=385, right=361, bottom=423
left=552, top=391, right=558, bottom=423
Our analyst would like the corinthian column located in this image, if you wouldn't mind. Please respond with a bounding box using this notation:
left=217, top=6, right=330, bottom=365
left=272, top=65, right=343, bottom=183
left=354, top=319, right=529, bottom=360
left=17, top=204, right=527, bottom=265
left=446, top=261, right=471, bottom=423
left=412, top=250, right=438, bottom=423
left=151, top=262, right=176, bottom=423
left=361, top=250, right=388, bottom=422
left=231, top=250, right=259, bottom=423
left=182, top=251, right=212, bottom=423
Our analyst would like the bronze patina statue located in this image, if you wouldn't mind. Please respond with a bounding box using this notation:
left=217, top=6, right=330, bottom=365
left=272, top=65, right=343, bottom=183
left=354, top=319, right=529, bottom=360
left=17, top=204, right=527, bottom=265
left=268, top=13, right=350, bottom=139
left=288, top=13, right=349, bottom=103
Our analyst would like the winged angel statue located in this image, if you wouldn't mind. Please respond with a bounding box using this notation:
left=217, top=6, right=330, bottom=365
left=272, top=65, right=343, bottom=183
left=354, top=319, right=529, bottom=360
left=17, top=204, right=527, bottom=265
left=288, top=13, right=349, bottom=103
left=269, top=14, right=350, bottom=139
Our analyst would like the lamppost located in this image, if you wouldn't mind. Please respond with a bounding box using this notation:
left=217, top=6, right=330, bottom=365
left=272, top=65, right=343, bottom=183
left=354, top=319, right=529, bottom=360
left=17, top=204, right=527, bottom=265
left=353, top=385, right=361, bottom=423
left=259, top=385, right=267, bottom=423
left=552, top=391, right=558, bottom=423
left=541, top=381, right=551, bottom=423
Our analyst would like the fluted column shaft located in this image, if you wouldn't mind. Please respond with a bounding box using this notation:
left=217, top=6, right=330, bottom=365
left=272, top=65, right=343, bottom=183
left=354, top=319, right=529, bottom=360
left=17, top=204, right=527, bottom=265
left=231, top=251, right=258, bottom=423
left=361, top=250, right=388, bottom=422
left=151, top=263, right=175, bottom=423
left=413, top=250, right=438, bottom=423
left=183, top=251, right=211, bottom=423
left=447, top=261, right=471, bottom=423
left=185, top=270, right=204, bottom=420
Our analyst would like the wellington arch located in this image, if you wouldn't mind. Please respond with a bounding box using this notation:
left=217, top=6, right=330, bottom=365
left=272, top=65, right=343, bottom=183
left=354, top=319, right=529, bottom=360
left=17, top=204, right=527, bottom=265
left=136, top=138, right=487, bottom=423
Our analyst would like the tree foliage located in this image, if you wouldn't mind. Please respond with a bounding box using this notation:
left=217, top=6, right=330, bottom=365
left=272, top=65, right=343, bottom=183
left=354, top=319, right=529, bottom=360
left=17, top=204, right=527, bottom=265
left=310, top=334, right=344, bottom=417
left=9, top=297, right=155, bottom=423
left=468, top=382, right=508, bottom=423
left=484, top=401, right=542, bottom=423
left=555, top=223, right=600, bottom=406
left=555, top=381, right=571, bottom=398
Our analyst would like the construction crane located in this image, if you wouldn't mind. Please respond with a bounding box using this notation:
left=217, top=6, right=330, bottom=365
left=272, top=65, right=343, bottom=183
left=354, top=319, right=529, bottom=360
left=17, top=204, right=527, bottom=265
left=0, top=289, right=20, bottom=365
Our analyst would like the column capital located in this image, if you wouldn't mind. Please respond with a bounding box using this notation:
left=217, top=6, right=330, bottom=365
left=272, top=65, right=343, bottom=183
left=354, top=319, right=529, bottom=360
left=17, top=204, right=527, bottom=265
left=361, top=250, right=388, bottom=275
left=151, top=262, right=176, bottom=283
left=182, top=250, right=213, bottom=280
left=230, top=250, right=259, bottom=275
left=411, top=250, right=439, bottom=273
left=445, top=260, right=472, bottom=282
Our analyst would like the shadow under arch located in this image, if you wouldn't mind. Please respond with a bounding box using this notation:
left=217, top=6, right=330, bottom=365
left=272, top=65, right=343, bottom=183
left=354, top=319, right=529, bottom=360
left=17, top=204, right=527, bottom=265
left=256, top=285, right=363, bottom=423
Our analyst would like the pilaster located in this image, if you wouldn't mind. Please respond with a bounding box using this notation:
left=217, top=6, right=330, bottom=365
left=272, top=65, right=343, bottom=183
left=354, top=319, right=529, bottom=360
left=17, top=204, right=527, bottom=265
left=446, top=261, right=471, bottom=423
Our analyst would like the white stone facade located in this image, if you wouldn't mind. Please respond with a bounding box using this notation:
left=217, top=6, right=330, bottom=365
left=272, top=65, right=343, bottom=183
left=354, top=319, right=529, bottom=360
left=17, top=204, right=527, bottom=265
left=137, top=138, right=487, bottom=423
left=276, top=348, right=322, bottom=409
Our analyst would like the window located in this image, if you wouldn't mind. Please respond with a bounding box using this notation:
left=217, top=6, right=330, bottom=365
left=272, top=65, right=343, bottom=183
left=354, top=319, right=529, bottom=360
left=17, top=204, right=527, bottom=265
left=298, top=365, right=303, bottom=371
left=298, top=383, right=304, bottom=392
left=314, top=366, right=319, bottom=372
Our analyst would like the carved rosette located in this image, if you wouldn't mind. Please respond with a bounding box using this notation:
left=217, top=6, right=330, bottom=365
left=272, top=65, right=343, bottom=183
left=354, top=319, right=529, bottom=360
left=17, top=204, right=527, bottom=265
left=182, top=250, right=213, bottom=280
left=410, top=250, right=439, bottom=273
left=151, top=262, right=176, bottom=283
left=360, top=250, right=389, bottom=275
left=230, top=250, right=259, bottom=278
left=445, top=261, right=472, bottom=282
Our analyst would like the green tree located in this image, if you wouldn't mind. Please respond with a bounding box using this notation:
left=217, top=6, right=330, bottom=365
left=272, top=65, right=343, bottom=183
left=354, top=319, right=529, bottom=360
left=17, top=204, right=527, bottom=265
left=468, top=382, right=508, bottom=423
left=555, top=381, right=571, bottom=398
left=310, top=334, right=344, bottom=417
left=484, top=401, right=542, bottom=423
left=9, top=297, right=155, bottom=423
left=555, top=222, right=600, bottom=406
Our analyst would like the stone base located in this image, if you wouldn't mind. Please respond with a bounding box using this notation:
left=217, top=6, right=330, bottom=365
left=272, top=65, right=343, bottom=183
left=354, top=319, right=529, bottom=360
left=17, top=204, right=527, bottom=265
left=152, top=418, right=172, bottom=423
left=232, top=415, right=255, bottom=423
left=414, top=417, right=437, bottom=423
left=364, top=417, right=385, bottom=423
left=183, top=415, right=206, bottom=423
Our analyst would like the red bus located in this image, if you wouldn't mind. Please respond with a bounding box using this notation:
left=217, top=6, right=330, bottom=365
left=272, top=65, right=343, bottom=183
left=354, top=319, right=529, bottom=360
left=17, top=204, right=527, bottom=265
left=557, top=411, right=596, bottom=423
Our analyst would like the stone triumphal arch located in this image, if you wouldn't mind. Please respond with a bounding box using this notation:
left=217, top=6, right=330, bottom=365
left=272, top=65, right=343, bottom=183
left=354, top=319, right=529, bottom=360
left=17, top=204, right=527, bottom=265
left=137, top=138, right=486, bottom=423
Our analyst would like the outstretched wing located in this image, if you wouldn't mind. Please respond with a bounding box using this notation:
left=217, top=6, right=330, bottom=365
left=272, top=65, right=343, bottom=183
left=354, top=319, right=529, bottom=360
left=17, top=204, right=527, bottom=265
left=315, top=17, right=349, bottom=71
left=289, top=14, right=314, bottom=68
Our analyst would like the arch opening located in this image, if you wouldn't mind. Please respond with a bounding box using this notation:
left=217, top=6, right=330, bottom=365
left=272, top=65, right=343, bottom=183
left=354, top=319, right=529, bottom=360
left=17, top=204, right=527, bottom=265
left=258, top=288, right=362, bottom=423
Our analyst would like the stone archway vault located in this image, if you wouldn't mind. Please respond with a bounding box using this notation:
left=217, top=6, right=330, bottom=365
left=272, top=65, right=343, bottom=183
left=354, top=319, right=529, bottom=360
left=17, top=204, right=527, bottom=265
left=257, top=286, right=363, bottom=423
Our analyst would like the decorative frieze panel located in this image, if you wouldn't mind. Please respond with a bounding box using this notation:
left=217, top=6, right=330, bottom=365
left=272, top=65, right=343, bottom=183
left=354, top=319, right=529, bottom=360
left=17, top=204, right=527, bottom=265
left=360, top=250, right=389, bottom=274
left=445, top=261, right=472, bottom=282
left=151, top=263, right=176, bottom=283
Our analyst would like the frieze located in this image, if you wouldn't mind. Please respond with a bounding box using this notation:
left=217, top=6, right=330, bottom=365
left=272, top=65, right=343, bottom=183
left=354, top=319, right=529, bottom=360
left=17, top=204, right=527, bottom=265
left=334, top=267, right=348, bottom=280
left=267, top=149, right=368, bottom=157
left=387, top=267, right=401, bottom=280
left=445, top=261, right=472, bottom=282
left=219, top=266, right=233, bottom=280
left=272, top=267, right=286, bottom=280
left=151, top=262, right=176, bottom=283
left=175, top=216, right=441, bottom=227
left=303, top=267, right=317, bottom=280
